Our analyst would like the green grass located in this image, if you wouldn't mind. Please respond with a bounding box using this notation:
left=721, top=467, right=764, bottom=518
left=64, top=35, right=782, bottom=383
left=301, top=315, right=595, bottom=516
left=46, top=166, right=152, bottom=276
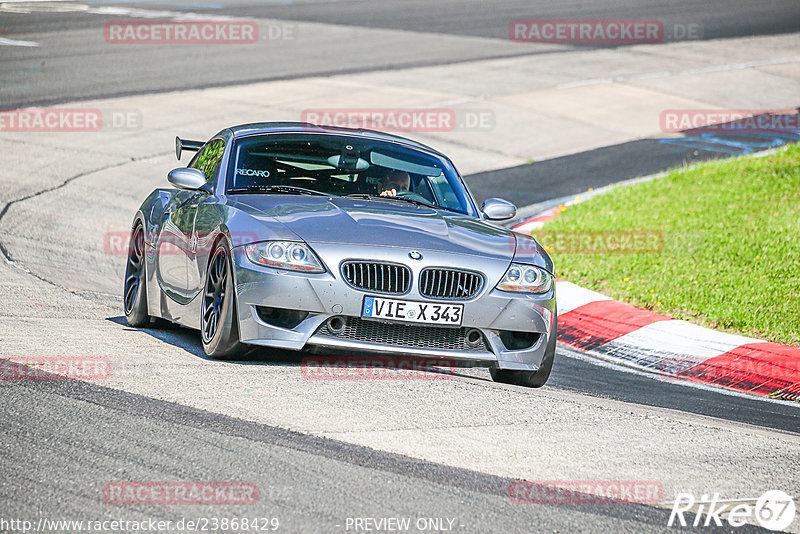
left=534, top=143, right=800, bottom=346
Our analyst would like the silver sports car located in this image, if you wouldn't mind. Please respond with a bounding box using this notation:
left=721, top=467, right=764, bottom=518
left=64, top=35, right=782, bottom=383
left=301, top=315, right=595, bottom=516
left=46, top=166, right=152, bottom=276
left=124, top=123, right=557, bottom=387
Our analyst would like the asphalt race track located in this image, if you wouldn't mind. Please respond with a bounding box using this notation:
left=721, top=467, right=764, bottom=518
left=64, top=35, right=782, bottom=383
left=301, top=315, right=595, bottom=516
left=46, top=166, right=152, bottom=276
left=1, top=1, right=800, bottom=533
left=0, top=376, right=722, bottom=533
left=2, top=0, right=800, bottom=107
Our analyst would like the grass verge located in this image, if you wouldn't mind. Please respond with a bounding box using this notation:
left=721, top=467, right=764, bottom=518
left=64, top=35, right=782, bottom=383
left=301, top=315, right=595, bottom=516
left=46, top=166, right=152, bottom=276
left=533, top=143, right=800, bottom=346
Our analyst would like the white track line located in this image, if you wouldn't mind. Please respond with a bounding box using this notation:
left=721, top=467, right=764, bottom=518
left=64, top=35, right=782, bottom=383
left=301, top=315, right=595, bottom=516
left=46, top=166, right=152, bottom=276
left=0, top=37, right=40, bottom=47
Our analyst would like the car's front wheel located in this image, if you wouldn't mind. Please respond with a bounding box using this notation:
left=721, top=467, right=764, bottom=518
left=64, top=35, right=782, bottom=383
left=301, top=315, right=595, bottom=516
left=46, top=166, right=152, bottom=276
left=124, top=222, right=151, bottom=327
left=490, top=317, right=557, bottom=388
left=201, top=239, right=244, bottom=359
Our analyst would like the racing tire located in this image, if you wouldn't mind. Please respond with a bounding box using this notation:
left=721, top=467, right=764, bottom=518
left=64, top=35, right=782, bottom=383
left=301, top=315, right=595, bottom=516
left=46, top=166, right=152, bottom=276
left=123, top=222, right=151, bottom=327
left=201, top=239, right=245, bottom=359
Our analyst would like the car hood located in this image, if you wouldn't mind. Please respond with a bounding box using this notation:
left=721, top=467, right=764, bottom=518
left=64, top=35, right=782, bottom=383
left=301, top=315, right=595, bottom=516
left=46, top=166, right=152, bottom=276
left=229, top=195, right=520, bottom=261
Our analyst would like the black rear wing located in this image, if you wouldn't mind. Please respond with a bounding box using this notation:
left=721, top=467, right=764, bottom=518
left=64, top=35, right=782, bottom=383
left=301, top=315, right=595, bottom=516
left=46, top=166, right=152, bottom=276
left=175, top=136, right=204, bottom=160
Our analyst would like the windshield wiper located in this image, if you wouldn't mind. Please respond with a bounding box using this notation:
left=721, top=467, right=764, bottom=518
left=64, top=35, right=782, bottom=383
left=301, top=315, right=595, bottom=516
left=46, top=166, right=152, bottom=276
left=228, top=185, right=332, bottom=196
left=345, top=194, right=435, bottom=208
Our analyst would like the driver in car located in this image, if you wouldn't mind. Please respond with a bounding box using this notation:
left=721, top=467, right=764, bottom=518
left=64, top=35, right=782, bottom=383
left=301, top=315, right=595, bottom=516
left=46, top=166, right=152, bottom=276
left=376, top=169, right=411, bottom=197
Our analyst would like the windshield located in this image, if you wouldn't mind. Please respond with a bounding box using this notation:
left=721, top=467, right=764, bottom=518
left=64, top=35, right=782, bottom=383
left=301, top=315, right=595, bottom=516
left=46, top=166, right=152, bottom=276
left=225, top=133, right=476, bottom=216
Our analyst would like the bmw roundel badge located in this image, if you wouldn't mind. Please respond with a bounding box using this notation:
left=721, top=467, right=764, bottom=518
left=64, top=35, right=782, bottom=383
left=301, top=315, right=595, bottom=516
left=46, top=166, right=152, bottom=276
left=409, top=250, right=423, bottom=260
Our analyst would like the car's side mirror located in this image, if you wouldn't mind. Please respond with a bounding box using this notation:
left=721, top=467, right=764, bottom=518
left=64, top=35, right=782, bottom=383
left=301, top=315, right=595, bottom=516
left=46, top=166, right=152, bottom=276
left=481, top=198, right=517, bottom=221
left=168, top=168, right=208, bottom=191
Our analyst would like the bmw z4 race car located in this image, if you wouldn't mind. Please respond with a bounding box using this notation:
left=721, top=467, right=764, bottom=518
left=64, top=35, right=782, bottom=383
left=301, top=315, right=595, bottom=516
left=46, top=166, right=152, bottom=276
left=124, top=123, right=557, bottom=387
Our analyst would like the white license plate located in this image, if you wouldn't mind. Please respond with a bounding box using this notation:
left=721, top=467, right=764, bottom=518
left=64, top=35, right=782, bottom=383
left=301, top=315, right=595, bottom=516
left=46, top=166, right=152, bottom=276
left=362, top=296, right=463, bottom=326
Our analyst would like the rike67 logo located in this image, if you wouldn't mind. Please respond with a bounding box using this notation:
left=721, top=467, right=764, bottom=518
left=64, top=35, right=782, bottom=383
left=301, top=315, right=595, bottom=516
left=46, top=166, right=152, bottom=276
left=669, top=490, right=796, bottom=531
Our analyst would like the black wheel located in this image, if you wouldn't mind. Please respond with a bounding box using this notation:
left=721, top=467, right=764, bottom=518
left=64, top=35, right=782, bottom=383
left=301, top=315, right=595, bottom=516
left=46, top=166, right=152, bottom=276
left=124, top=223, right=150, bottom=327
left=201, top=240, right=244, bottom=359
left=491, top=316, right=557, bottom=388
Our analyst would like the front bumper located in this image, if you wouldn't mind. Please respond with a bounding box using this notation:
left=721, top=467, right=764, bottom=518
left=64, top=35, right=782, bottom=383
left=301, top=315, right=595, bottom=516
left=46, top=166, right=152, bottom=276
left=232, top=244, right=556, bottom=371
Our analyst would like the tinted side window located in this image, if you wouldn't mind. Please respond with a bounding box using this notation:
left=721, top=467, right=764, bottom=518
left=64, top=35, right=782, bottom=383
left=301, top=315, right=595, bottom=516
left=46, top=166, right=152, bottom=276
left=190, top=139, right=226, bottom=183
left=428, top=173, right=459, bottom=208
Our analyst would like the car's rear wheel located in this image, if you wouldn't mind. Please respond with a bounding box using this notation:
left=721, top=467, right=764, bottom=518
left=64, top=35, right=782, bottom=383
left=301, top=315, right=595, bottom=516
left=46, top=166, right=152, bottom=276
left=490, top=317, right=557, bottom=388
left=124, top=223, right=150, bottom=327
left=201, top=239, right=244, bottom=359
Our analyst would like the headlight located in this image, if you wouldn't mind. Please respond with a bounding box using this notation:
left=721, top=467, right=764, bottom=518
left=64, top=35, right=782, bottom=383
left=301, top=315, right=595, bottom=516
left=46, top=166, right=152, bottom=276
left=496, top=263, right=553, bottom=294
left=244, top=241, right=325, bottom=273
